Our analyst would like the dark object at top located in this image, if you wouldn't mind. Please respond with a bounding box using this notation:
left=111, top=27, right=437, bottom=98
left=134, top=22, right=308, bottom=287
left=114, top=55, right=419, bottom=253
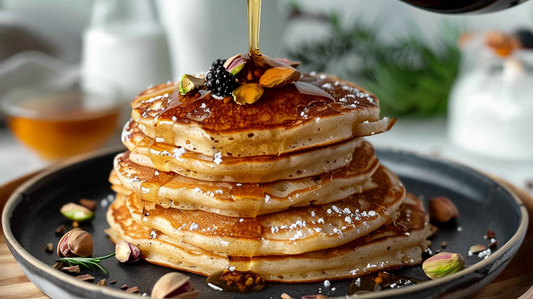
left=401, top=0, right=529, bottom=14
left=516, top=29, right=533, bottom=48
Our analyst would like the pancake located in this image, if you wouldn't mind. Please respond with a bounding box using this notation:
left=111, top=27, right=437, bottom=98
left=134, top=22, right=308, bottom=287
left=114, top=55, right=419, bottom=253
left=122, top=119, right=365, bottom=183
left=106, top=193, right=429, bottom=283
left=125, top=164, right=405, bottom=256
left=130, top=73, right=395, bottom=157
left=111, top=141, right=380, bottom=217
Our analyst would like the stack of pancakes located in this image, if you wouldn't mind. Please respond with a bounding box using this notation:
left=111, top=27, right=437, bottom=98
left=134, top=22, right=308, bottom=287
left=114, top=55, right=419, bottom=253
left=106, top=73, right=431, bottom=282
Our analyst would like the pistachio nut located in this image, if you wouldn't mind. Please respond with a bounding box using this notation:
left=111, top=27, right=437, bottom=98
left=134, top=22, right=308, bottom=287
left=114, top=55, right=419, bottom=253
left=60, top=203, right=94, bottom=222
left=259, top=66, right=301, bottom=89
left=179, top=74, right=204, bottom=95
left=232, top=83, right=263, bottom=105
left=115, top=240, right=142, bottom=263
left=422, top=252, right=465, bottom=280
left=223, top=54, right=241, bottom=69
left=57, top=228, right=93, bottom=258
left=152, top=272, right=199, bottom=299
left=226, top=57, right=246, bottom=76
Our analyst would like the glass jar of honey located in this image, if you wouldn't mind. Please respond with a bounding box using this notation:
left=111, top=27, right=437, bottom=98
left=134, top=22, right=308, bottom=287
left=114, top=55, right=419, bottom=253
left=1, top=85, right=122, bottom=160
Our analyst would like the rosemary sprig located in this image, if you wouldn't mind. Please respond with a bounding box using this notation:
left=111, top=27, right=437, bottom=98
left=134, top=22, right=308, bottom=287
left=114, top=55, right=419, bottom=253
left=56, top=253, right=116, bottom=275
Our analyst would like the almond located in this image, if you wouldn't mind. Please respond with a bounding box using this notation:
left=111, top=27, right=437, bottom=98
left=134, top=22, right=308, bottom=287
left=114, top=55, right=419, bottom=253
left=259, top=67, right=300, bottom=88
left=428, top=196, right=459, bottom=223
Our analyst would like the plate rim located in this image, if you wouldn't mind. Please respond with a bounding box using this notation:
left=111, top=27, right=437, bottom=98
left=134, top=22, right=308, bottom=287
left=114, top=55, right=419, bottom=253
left=2, top=146, right=529, bottom=299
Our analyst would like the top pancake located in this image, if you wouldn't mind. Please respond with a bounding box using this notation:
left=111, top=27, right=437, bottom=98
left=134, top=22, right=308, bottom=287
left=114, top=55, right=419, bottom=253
left=131, top=73, right=395, bottom=157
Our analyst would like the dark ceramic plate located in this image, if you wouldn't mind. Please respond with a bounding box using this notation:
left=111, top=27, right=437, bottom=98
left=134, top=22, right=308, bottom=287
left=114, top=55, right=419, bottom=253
left=2, top=147, right=528, bottom=299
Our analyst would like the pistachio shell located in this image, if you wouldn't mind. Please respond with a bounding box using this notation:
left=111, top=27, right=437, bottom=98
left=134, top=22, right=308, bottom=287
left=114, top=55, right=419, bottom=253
left=223, top=54, right=241, bottom=69
left=57, top=228, right=93, bottom=257
left=226, top=57, right=246, bottom=76
left=422, top=252, right=464, bottom=279
left=60, top=203, right=94, bottom=222
left=115, top=240, right=142, bottom=263
left=259, top=66, right=301, bottom=88
left=179, top=74, right=204, bottom=95
left=232, top=83, right=263, bottom=105
left=152, top=272, right=199, bottom=299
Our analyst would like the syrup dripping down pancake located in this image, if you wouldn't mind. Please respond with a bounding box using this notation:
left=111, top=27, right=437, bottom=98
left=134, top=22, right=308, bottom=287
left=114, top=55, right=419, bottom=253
left=125, top=165, right=405, bottom=256
left=106, top=193, right=429, bottom=283
left=122, top=119, right=366, bottom=183
left=130, top=73, right=395, bottom=157
left=111, top=141, right=380, bottom=217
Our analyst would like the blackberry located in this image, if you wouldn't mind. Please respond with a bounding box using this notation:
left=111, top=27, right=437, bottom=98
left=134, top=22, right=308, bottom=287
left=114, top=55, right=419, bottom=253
left=205, top=65, right=239, bottom=99
left=211, top=59, right=226, bottom=68
left=516, top=29, right=533, bottom=48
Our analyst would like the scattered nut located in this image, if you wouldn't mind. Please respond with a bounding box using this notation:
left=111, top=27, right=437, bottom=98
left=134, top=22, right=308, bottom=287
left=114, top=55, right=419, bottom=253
left=52, top=262, right=64, bottom=270
left=115, top=240, right=142, bottom=263
left=57, top=228, right=93, bottom=257
left=259, top=66, right=301, bottom=88
left=207, top=269, right=265, bottom=293
left=422, top=252, right=465, bottom=279
left=60, top=203, right=95, bottom=222
left=45, top=243, right=54, bottom=252
left=61, top=265, right=80, bottom=273
left=223, top=54, right=241, bottom=69
left=232, top=83, right=264, bottom=105
left=440, top=241, right=447, bottom=248
left=72, top=221, right=79, bottom=228
left=97, top=279, right=107, bottom=286
left=428, top=196, right=459, bottom=223
left=75, top=274, right=94, bottom=281
left=125, top=286, right=139, bottom=293
left=470, top=244, right=487, bottom=254
left=223, top=95, right=232, bottom=104
left=55, top=225, right=66, bottom=235
left=179, top=74, right=204, bottom=95
left=80, top=199, right=97, bottom=211
left=226, top=57, right=246, bottom=76
left=121, top=285, right=129, bottom=290
left=152, top=272, right=199, bottom=299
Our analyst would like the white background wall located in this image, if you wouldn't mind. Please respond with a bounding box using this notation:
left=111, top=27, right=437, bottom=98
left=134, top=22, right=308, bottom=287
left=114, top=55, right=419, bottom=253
left=2, top=0, right=533, bottom=76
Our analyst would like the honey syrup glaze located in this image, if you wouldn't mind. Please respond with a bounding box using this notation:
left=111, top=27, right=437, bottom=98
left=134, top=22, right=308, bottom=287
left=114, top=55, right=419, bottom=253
left=133, top=72, right=380, bottom=132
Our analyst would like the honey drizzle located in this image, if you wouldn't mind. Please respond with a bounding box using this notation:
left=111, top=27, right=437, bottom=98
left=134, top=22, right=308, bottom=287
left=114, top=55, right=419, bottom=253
left=247, top=0, right=262, bottom=60
left=140, top=169, right=173, bottom=212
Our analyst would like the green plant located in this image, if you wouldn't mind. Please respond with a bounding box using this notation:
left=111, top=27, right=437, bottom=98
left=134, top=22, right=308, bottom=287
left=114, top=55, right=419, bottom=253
left=286, top=5, right=461, bottom=117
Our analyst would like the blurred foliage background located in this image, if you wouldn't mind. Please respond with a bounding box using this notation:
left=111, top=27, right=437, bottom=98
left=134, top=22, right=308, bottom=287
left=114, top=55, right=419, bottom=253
left=285, top=2, right=462, bottom=118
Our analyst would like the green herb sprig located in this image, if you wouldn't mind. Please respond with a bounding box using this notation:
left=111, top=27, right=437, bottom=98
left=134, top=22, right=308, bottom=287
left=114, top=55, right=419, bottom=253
left=56, top=253, right=116, bottom=275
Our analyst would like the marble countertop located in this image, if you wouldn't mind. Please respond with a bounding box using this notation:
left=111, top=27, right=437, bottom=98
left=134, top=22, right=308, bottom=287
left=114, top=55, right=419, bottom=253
left=1, top=117, right=532, bottom=195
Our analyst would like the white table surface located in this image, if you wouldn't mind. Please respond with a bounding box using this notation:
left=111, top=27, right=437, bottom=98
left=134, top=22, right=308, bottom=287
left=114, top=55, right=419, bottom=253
left=1, top=117, right=532, bottom=195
